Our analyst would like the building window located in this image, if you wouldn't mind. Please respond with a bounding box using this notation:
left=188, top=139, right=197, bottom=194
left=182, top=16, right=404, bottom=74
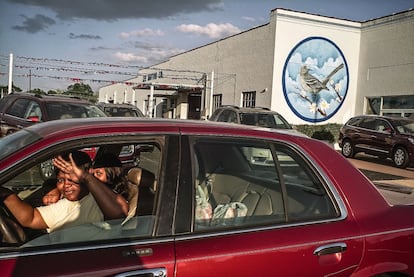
left=366, top=95, right=414, bottom=118
left=147, top=73, right=157, bottom=81
left=242, top=91, right=256, bottom=108
left=212, top=94, right=222, bottom=111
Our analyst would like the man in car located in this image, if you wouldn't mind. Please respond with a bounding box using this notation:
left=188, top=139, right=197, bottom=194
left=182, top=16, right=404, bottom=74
left=0, top=151, right=127, bottom=233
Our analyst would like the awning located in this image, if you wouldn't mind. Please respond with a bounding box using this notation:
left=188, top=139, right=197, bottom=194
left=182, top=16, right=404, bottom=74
left=134, top=82, right=203, bottom=92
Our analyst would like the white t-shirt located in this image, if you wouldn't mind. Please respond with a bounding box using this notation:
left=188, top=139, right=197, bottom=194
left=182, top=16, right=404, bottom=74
left=37, top=193, right=104, bottom=233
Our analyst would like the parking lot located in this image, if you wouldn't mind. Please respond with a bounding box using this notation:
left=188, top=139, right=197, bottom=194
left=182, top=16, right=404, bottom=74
left=348, top=153, right=414, bottom=205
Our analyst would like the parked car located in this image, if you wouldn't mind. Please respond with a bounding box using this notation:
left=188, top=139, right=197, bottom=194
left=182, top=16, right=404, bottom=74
left=0, top=92, right=107, bottom=137
left=0, top=92, right=108, bottom=179
left=209, top=105, right=301, bottom=133
left=97, top=102, right=144, bottom=117
left=339, top=115, right=414, bottom=168
left=0, top=118, right=413, bottom=276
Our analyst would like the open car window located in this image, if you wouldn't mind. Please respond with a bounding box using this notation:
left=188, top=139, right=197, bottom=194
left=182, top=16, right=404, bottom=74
left=1, top=139, right=163, bottom=249
left=193, top=137, right=339, bottom=231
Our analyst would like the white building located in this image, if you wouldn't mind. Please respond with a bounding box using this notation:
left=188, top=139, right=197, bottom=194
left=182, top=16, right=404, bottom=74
left=99, top=8, right=414, bottom=124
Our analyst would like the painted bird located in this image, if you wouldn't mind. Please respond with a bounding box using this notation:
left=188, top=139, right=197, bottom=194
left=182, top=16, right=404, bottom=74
left=300, top=63, right=344, bottom=94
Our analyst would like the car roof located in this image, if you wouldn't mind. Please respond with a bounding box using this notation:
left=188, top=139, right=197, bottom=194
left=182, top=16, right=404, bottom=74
left=22, top=117, right=303, bottom=139
left=351, top=114, right=414, bottom=122
left=4, top=92, right=93, bottom=104
left=98, top=103, right=138, bottom=108
left=218, top=105, right=281, bottom=114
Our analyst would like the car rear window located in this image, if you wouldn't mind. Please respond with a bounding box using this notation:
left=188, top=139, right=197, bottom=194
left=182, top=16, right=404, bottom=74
left=46, top=103, right=106, bottom=120
left=104, top=107, right=143, bottom=117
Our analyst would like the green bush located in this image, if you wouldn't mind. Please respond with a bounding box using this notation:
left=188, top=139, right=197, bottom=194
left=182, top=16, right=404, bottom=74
left=294, top=123, right=342, bottom=143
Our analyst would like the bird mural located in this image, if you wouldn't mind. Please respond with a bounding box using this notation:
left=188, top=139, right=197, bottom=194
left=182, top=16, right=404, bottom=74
left=282, top=37, right=349, bottom=123
left=295, top=63, right=345, bottom=117
left=300, top=63, right=344, bottom=94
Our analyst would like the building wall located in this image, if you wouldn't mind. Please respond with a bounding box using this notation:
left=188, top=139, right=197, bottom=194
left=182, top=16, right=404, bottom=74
left=356, top=10, right=414, bottom=114
left=98, top=8, right=413, bottom=123
left=153, top=22, right=276, bottom=114
left=98, top=78, right=140, bottom=105
left=271, top=9, right=362, bottom=125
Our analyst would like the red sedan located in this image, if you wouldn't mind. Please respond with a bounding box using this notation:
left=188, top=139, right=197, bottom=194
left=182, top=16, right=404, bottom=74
left=0, top=118, right=413, bottom=276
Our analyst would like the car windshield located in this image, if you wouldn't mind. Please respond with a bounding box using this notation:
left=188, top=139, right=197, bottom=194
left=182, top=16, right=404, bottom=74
left=392, top=118, right=414, bottom=134
left=0, top=129, right=41, bottom=161
left=45, top=103, right=107, bottom=120
left=240, top=113, right=292, bottom=129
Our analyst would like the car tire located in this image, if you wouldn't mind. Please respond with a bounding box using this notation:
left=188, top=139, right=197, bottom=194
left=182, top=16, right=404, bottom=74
left=392, top=146, right=409, bottom=168
left=341, top=139, right=354, bottom=158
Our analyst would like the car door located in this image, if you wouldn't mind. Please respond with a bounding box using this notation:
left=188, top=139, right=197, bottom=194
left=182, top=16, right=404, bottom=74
left=174, top=136, right=364, bottom=276
left=355, top=117, right=379, bottom=154
left=0, top=134, right=181, bottom=277
left=372, top=119, right=394, bottom=155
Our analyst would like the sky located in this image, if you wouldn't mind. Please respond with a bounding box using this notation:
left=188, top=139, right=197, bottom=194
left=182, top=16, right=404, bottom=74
left=0, top=0, right=413, bottom=92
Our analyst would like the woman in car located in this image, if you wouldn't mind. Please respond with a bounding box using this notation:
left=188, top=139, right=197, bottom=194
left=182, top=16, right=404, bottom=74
left=0, top=151, right=127, bottom=233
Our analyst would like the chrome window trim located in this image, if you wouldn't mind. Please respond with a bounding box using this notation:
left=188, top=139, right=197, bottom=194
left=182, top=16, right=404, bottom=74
left=186, top=134, right=348, bottom=239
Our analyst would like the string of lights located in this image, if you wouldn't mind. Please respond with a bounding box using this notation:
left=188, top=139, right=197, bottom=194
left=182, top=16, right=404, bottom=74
left=0, top=54, right=235, bottom=91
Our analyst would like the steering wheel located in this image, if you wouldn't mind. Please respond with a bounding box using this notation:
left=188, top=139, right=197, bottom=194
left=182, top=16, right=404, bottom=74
left=0, top=205, right=26, bottom=245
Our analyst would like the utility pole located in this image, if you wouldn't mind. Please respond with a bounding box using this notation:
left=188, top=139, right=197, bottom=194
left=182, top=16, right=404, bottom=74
left=209, top=71, right=214, bottom=118
left=200, top=73, right=207, bottom=120
left=29, top=69, right=32, bottom=92
left=8, top=53, right=13, bottom=94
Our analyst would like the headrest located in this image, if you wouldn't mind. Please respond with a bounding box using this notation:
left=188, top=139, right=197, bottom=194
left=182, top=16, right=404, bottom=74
left=127, top=167, right=155, bottom=189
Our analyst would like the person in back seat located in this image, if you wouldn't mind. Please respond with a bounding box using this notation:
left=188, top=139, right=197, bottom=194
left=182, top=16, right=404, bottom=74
left=41, top=179, right=61, bottom=206
left=90, top=153, right=130, bottom=216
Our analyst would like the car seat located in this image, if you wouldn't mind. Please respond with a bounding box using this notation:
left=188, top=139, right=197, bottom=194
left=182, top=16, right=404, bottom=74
left=126, top=167, right=156, bottom=216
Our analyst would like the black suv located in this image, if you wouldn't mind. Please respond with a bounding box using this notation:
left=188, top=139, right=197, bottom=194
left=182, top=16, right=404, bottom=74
left=97, top=102, right=144, bottom=117
left=0, top=92, right=107, bottom=136
left=339, top=115, right=414, bottom=168
left=209, top=106, right=298, bottom=132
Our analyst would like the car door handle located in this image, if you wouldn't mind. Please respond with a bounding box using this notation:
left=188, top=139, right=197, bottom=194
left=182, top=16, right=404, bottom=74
left=313, top=242, right=347, bottom=256
left=114, top=268, right=166, bottom=277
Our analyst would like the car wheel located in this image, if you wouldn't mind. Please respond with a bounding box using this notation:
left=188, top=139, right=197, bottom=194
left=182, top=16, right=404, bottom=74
left=341, top=139, right=354, bottom=158
left=39, top=159, right=55, bottom=180
left=393, top=146, right=409, bottom=168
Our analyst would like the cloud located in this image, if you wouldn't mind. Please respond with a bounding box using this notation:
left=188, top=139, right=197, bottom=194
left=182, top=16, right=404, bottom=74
left=12, top=14, right=56, bottom=33
left=176, top=23, right=241, bottom=39
left=119, top=28, right=165, bottom=39
left=114, top=52, right=149, bottom=63
left=7, top=0, right=224, bottom=21
left=114, top=45, right=184, bottom=64
left=242, top=16, right=255, bottom=22
left=69, top=33, right=102, bottom=40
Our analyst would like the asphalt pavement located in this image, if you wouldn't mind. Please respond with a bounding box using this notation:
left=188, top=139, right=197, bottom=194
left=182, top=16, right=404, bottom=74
left=346, top=153, right=414, bottom=205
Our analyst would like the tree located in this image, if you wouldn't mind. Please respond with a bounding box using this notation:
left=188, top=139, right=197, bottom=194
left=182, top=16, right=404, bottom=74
left=0, top=83, right=22, bottom=93
left=66, top=83, right=94, bottom=96
left=31, top=88, right=46, bottom=95
left=65, top=82, right=97, bottom=103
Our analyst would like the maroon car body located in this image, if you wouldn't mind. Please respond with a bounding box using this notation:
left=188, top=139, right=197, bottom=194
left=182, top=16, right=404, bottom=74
left=339, top=115, right=414, bottom=168
left=0, top=118, right=413, bottom=276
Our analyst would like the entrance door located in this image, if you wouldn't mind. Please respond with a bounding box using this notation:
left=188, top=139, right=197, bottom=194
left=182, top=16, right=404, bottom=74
left=187, top=94, right=201, bottom=119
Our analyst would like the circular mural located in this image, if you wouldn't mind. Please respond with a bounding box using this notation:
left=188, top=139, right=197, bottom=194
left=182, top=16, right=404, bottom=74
left=282, top=37, right=349, bottom=122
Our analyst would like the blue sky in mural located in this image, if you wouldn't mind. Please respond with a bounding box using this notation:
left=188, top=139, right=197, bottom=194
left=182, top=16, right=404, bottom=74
left=283, top=38, right=348, bottom=122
